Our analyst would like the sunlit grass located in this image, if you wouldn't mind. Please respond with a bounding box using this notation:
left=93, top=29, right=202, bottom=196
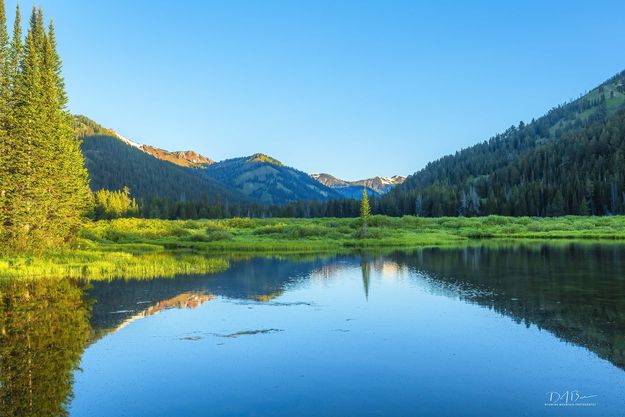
left=0, top=249, right=228, bottom=280
left=2, top=215, right=625, bottom=280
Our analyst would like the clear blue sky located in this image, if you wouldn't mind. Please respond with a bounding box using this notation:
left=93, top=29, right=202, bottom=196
left=5, top=0, right=625, bottom=180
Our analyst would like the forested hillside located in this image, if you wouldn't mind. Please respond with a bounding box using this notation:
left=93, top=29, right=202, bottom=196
left=378, top=70, right=625, bottom=216
left=77, top=116, right=343, bottom=217
left=202, top=154, right=341, bottom=205
left=81, top=134, right=250, bottom=210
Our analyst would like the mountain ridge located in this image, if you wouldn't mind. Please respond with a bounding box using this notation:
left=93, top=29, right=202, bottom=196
left=75, top=115, right=343, bottom=206
left=310, top=173, right=405, bottom=199
left=378, top=69, right=625, bottom=216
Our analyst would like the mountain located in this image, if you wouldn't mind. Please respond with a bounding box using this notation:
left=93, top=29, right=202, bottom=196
left=352, top=175, right=406, bottom=194
left=140, top=146, right=214, bottom=168
left=310, top=173, right=405, bottom=199
left=379, top=69, right=625, bottom=216
left=75, top=116, right=342, bottom=208
left=75, top=116, right=248, bottom=206
left=202, top=154, right=342, bottom=205
left=75, top=116, right=213, bottom=168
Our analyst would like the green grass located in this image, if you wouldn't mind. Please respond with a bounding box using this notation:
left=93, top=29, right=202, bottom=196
left=2, top=215, right=625, bottom=280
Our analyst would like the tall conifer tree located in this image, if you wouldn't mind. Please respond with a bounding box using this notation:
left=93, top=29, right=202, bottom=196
left=1, top=5, right=90, bottom=252
left=7, top=5, right=21, bottom=83
left=0, top=0, right=7, bottom=232
left=41, top=22, right=91, bottom=243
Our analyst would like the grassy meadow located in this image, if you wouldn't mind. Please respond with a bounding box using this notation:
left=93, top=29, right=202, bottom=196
left=2, top=215, right=625, bottom=280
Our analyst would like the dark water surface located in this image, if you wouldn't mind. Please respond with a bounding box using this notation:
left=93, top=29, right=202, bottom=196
left=1, top=243, right=625, bottom=416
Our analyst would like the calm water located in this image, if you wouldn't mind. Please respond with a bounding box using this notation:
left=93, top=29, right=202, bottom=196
left=1, top=243, right=625, bottom=416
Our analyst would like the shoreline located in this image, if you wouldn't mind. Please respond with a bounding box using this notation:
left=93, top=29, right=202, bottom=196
left=2, top=215, right=625, bottom=280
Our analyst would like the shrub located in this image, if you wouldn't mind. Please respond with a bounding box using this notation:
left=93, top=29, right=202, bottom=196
left=205, top=221, right=228, bottom=232
left=367, top=215, right=393, bottom=227
left=103, top=229, right=136, bottom=242
left=254, top=223, right=288, bottom=235
left=353, top=226, right=388, bottom=239
left=483, top=215, right=509, bottom=226
left=183, top=220, right=204, bottom=230
left=227, top=217, right=256, bottom=229
left=187, top=234, right=212, bottom=242
left=206, top=230, right=233, bottom=241
left=169, top=226, right=191, bottom=237
left=286, top=225, right=328, bottom=238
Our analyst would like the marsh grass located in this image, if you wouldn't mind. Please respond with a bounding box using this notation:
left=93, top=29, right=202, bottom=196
left=0, top=249, right=228, bottom=280
left=2, top=215, right=625, bottom=279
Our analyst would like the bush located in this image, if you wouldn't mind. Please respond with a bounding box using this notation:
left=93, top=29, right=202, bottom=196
left=183, top=220, right=203, bottom=230
left=77, top=228, right=101, bottom=242
left=227, top=217, right=256, bottom=229
left=353, top=226, right=388, bottom=239
left=205, top=221, right=228, bottom=232
left=286, top=225, right=328, bottom=238
left=367, top=215, right=393, bottom=227
left=336, top=226, right=353, bottom=235
left=187, top=234, right=211, bottom=242
left=483, top=215, right=509, bottom=226
left=169, top=226, right=191, bottom=237
left=254, top=223, right=288, bottom=235
left=103, top=229, right=136, bottom=242
left=206, top=230, right=233, bottom=241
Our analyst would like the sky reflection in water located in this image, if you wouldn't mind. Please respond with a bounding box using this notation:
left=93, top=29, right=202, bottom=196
left=2, top=244, right=624, bottom=417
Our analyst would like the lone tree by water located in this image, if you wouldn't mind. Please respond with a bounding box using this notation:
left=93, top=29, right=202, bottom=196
left=360, top=185, right=371, bottom=224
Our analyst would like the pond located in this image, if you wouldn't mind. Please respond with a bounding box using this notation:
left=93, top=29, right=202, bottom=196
left=1, top=243, right=624, bottom=416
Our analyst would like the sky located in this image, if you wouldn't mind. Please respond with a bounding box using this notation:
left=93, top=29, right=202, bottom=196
left=5, top=0, right=625, bottom=180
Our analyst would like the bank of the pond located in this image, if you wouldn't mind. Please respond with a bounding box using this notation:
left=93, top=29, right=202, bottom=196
left=2, top=215, right=625, bottom=279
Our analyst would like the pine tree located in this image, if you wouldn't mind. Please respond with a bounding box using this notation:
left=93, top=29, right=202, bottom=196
left=0, top=0, right=8, bottom=96
left=360, top=185, right=370, bottom=222
left=7, top=5, right=20, bottom=83
left=0, top=0, right=7, bottom=232
left=2, top=19, right=47, bottom=250
left=46, top=20, right=66, bottom=107
left=40, top=19, right=91, bottom=243
left=0, top=6, right=90, bottom=252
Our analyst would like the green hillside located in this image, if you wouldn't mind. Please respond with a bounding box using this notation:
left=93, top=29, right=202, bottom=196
left=378, top=70, right=625, bottom=216
left=201, top=154, right=342, bottom=205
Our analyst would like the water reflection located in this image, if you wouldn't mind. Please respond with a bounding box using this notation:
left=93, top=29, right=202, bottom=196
left=0, top=279, right=90, bottom=417
left=86, top=257, right=341, bottom=340
left=388, top=243, right=625, bottom=369
left=0, top=243, right=624, bottom=416
left=361, top=255, right=371, bottom=300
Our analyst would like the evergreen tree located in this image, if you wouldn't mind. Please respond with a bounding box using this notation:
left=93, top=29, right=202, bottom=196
left=0, top=1, right=6, bottom=234
left=93, top=187, right=139, bottom=219
left=0, top=5, right=90, bottom=252
left=7, top=5, right=20, bottom=83
left=0, top=0, right=8, bottom=100
left=579, top=197, right=591, bottom=216
left=360, top=185, right=370, bottom=222
left=3, top=19, right=47, bottom=250
left=40, top=19, right=91, bottom=243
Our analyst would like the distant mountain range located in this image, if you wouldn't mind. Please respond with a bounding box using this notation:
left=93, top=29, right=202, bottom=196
left=75, top=116, right=402, bottom=206
left=310, top=173, right=405, bottom=199
left=76, top=68, right=625, bottom=217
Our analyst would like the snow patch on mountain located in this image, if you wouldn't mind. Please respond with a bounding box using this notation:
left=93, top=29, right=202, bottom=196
left=114, top=132, right=143, bottom=150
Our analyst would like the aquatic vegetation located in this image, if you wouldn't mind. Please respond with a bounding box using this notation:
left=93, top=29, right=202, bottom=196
left=0, top=250, right=228, bottom=280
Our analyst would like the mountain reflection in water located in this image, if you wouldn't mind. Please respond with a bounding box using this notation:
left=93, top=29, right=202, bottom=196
left=0, top=243, right=624, bottom=416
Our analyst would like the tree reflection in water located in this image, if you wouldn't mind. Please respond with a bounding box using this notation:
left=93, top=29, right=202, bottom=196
left=0, top=278, right=90, bottom=417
